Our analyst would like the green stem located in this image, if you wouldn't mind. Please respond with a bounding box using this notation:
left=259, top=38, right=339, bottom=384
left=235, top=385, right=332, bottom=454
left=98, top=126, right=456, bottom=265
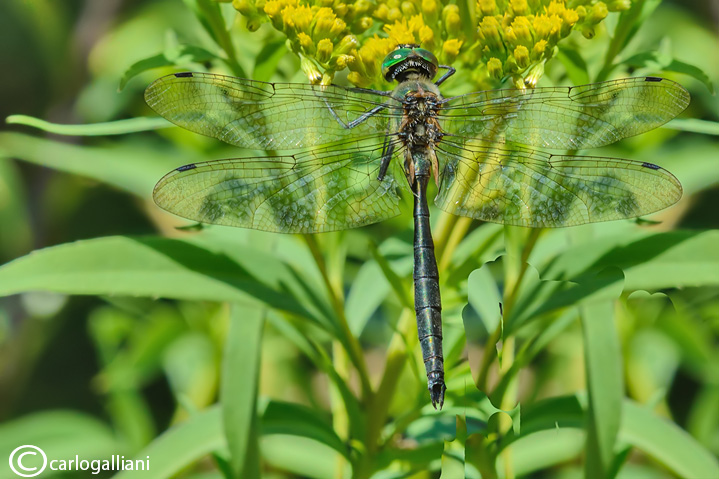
left=433, top=210, right=459, bottom=261
left=595, top=0, right=645, bottom=82
left=438, top=216, right=472, bottom=273
left=359, top=308, right=416, bottom=478
left=302, top=234, right=372, bottom=402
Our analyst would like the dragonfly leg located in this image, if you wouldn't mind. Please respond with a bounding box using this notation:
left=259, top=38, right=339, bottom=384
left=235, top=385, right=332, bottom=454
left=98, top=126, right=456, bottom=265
left=378, top=137, right=395, bottom=181
left=435, top=65, right=456, bottom=86
left=323, top=100, right=388, bottom=129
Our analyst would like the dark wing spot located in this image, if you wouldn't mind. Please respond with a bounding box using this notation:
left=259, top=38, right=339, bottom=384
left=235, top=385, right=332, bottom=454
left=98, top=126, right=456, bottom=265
left=645, top=77, right=663, bottom=82
left=641, top=162, right=661, bottom=170
left=176, top=164, right=197, bottom=172
left=174, top=72, right=194, bottom=78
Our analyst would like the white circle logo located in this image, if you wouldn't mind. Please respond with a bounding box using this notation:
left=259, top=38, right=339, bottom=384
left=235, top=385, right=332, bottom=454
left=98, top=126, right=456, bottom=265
left=8, top=446, right=47, bottom=477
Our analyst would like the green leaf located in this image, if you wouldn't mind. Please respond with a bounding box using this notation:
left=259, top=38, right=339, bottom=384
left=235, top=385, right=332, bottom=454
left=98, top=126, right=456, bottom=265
left=6, top=115, right=171, bottom=135
left=119, top=45, right=220, bottom=91
left=542, top=230, right=719, bottom=291
left=0, top=236, right=314, bottom=320
left=621, top=50, right=714, bottom=93
left=501, top=428, right=586, bottom=477
left=0, top=411, right=124, bottom=479
left=260, top=435, right=339, bottom=479
left=557, top=46, right=590, bottom=85
left=581, top=292, right=623, bottom=479
left=261, top=400, right=348, bottom=458
left=0, top=132, right=183, bottom=197
left=464, top=264, right=501, bottom=337
left=369, top=241, right=413, bottom=310
left=0, top=159, right=32, bottom=258
left=182, top=0, right=245, bottom=77
left=252, top=40, right=290, bottom=83
left=345, top=259, right=390, bottom=336
left=222, top=305, right=264, bottom=478
left=621, top=400, right=719, bottom=478
left=114, top=407, right=225, bottom=479
left=665, top=118, right=719, bottom=136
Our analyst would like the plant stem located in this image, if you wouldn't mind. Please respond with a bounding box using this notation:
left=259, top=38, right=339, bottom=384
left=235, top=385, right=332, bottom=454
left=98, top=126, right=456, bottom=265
left=302, top=234, right=372, bottom=401
left=358, top=307, right=415, bottom=478
left=438, top=216, right=473, bottom=272
left=595, top=0, right=645, bottom=82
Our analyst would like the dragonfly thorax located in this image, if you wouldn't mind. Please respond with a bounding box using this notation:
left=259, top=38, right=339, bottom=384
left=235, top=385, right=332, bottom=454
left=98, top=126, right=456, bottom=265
left=397, top=85, right=444, bottom=148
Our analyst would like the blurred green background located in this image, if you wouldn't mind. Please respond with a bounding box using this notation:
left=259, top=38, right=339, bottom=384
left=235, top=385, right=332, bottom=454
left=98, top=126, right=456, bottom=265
left=0, top=0, right=718, bottom=478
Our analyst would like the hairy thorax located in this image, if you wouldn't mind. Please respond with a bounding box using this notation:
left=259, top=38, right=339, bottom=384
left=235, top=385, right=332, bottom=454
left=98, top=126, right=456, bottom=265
left=394, top=79, right=444, bottom=186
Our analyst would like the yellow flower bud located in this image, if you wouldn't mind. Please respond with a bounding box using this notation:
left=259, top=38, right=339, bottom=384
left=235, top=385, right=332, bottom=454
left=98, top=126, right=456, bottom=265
left=408, top=14, right=425, bottom=32
left=313, top=8, right=337, bottom=41
left=487, top=57, right=503, bottom=79
left=375, top=4, right=390, bottom=21
left=478, top=0, right=497, bottom=16
left=509, top=0, right=528, bottom=16
left=531, top=39, right=548, bottom=59
left=356, top=16, right=373, bottom=32
left=233, top=0, right=255, bottom=16
left=587, top=2, right=608, bottom=24
left=283, top=4, right=312, bottom=34
left=533, top=13, right=561, bottom=40
left=575, top=5, right=587, bottom=22
left=581, top=25, right=595, bottom=39
left=478, top=16, right=504, bottom=51
left=523, top=61, right=544, bottom=88
left=508, top=16, right=533, bottom=46
left=334, top=3, right=348, bottom=17
left=264, top=0, right=283, bottom=29
left=388, top=7, right=403, bottom=22
left=335, top=34, right=359, bottom=54
left=347, top=71, right=367, bottom=87
left=300, top=54, right=323, bottom=83
left=353, top=0, right=373, bottom=16
left=419, top=25, right=434, bottom=46
left=331, top=17, right=347, bottom=37
left=330, top=53, right=354, bottom=70
left=442, top=38, right=463, bottom=63
left=607, top=0, right=631, bottom=12
left=317, top=38, right=333, bottom=62
left=321, top=72, right=334, bottom=86
left=385, top=19, right=416, bottom=44
left=401, top=1, right=417, bottom=17
left=546, top=1, right=565, bottom=16
left=298, top=32, right=315, bottom=54
left=422, top=0, right=439, bottom=23
left=442, top=5, right=461, bottom=35
left=513, top=44, right=529, bottom=68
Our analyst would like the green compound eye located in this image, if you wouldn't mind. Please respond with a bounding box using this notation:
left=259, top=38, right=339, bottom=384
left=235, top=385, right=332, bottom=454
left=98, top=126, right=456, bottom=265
left=382, top=46, right=439, bottom=82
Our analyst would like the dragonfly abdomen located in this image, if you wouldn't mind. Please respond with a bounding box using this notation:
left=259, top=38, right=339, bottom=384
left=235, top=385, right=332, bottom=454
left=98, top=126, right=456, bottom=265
left=412, top=159, right=445, bottom=409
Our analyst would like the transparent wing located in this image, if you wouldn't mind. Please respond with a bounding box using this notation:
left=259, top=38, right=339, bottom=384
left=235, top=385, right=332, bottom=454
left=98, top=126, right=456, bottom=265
left=435, top=138, right=682, bottom=227
left=439, top=77, right=690, bottom=149
left=145, top=72, right=401, bottom=150
left=153, top=138, right=408, bottom=233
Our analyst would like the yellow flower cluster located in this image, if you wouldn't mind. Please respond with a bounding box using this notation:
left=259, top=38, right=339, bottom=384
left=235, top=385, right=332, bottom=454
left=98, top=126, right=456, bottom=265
left=232, top=0, right=629, bottom=88
left=476, top=0, right=627, bottom=87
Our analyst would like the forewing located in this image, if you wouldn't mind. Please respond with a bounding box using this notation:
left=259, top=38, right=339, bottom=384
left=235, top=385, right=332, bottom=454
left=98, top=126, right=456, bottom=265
left=440, top=77, right=690, bottom=149
left=145, top=72, right=400, bottom=150
left=435, top=139, right=682, bottom=227
left=153, top=139, right=408, bottom=233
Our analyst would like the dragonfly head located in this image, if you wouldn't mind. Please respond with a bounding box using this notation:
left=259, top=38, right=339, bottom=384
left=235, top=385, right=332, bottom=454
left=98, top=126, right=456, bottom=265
left=382, top=44, right=438, bottom=83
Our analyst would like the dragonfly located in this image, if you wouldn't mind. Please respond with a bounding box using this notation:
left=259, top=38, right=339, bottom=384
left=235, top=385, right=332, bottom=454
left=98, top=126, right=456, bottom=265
left=145, top=44, right=690, bottom=409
